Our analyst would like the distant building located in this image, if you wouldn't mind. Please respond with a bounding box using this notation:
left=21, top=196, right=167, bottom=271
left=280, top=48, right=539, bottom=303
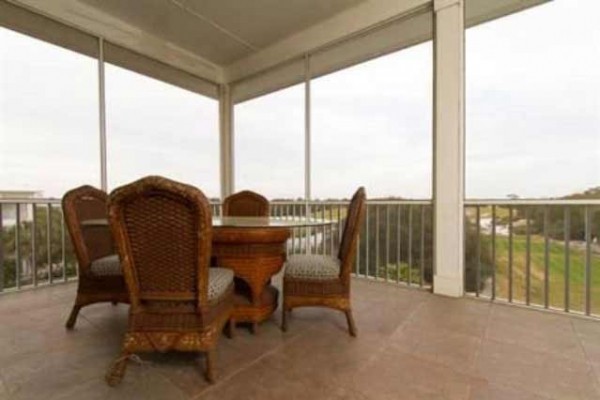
left=0, top=190, right=42, bottom=199
left=0, top=190, right=42, bottom=224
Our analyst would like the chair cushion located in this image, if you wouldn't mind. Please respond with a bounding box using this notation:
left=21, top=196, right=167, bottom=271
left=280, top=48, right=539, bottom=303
left=284, top=254, right=340, bottom=280
left=90, top=254, right=122, bottom=276
left=208, top=267, right=234, bottom=301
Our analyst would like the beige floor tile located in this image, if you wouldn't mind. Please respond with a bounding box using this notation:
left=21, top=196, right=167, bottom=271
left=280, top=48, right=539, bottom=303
left=485, top=305, right=586, bottom=362
left=390, top=325, right=483, bottom=372
left=473, top=338, right=599, bottom=400
left=467, top=381, right=551, bottom=400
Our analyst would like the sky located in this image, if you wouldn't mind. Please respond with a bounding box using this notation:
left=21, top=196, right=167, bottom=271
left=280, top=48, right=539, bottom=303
left=1, top=0, right=598, bottom=200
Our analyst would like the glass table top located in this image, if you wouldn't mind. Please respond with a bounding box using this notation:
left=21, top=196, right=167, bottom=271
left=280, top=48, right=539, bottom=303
left=80, top=216, right=334, bottom=228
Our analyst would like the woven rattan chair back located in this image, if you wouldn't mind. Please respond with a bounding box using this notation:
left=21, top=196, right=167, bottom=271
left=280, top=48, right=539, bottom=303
left=63, top=185, right=114, bottom=271
left=223, top=190, right=269, bottom=217
left=108, top=176, right=213, bottom=309
left=337, top=187, right=367, bottom=281
left=62, top=185, right=128, bottom=329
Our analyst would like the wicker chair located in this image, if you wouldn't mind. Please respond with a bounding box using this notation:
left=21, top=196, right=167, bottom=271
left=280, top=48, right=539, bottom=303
left=223, top=190, right=269, bottom=217
left=62, top=185, right=128, bottom=329
left=105, top=176, right=235, bottom=386
left=222, top=190, right=269, bottom=333
left=282, top=187, right=366, bottom=336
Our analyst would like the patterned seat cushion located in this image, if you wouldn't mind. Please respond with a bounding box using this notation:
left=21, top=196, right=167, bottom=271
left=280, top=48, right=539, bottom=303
left=90, top=254, right=122, bottom=276
left=284, top=255, right=340, bottom=280
left=208, top=267, right=234, bottom=301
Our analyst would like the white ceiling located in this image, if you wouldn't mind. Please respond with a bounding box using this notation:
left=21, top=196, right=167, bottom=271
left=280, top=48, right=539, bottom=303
left=8, top=0, right=370, bottom=82
left=79, top=0, right=365, bottom=65
left=4, top=0, right=548, bottom=92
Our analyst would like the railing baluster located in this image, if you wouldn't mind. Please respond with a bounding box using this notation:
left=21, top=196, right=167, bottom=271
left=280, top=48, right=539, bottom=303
left=61, top=210, right=67, bottom=282
left=408, top=205, right=413, bottom=286
left=420, top=204, right=425, bottom=288
left=375, top=205, right=380, bottom=279
left=321, top=204, right=325, bottom=255
left=585, top=205, right=592, bottom=316
left=564, top=207, right=570, bottom=312
left=338, top=204, right=343, bottom=258
left=508, top=206, right=513, bottom=303
left=544, top=206, right=550, bottom=309
left=310, top=204, right=319, bottom=254
left=491, top=205, right=496, bottom=300
left=476, top=206, right=481, bottom=297
left=304, top=203, right=309, bottom=255
left=329, top=204, right=334, bottom=256
left=365, top=204, right=370, bottom=278
left=0, top=204, right=3, bottom=292
left=396, top=204, right=401, bottom=284
left=0, top=203, right=4, bottom=293
left=32, top=204, right=37, bottom=287
left=291, top=204, right=297, bottom=254
left=385, top=204, right=390, bottom=282
left=526, top=207, right=531, bottom=306
left=15, top=203, right=21, bottom=290
left=47, top=203, right=52, bottom=284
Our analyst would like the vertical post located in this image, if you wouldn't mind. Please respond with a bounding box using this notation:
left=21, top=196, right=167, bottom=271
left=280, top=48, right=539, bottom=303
left=304, top=55, right=313, bottom=254
left=98, top=37, right=108, bottom=191
left=219, top=84, right=235, bottom=199
left=304, top=54, right=312, bottom=203
left=432, top=0, right=465, bottom=297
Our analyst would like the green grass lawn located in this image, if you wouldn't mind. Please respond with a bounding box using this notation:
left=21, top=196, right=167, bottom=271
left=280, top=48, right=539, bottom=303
left=484, top=234, right=600, bottom=313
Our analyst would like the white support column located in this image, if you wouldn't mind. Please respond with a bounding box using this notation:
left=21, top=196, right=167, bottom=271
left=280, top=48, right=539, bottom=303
left=433, top=0, right=465, bottom=297
left=219, top=84, right=235, bottom=199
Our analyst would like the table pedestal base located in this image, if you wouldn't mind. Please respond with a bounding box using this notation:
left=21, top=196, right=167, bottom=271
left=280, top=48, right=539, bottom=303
left=233, top=285, right=279, bottom=325
left=212, top=226, right=290, bottom=331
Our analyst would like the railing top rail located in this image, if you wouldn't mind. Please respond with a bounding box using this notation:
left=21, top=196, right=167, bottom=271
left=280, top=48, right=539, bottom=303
left=465, top=199, right=600, bottom=206
left=0, top=198, right=224, bottom=205
left=3, top=198, right=596, bottom=206
left=0, top=198, right=62, bottom=204
left=270, top=199, right=433, bottom=205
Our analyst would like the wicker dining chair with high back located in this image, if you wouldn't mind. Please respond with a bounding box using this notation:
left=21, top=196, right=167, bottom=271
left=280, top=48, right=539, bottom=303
left=62, top=185, right=128, bottom=329
left=282, top=187, right=366, bottom=336
left=105, top=176, right=235, bottom=386
left=221, top=189, right=270, bottom=334
left=223, top=190, right=269, bottom=217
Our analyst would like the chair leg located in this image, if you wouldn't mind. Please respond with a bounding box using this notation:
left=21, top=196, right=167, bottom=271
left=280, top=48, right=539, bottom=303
left=227, top=317, right=236, bottom=339
left=204, top=349, right=216, bottom=384
left=65, top=304, right=82, bottom=329
left=105, top=352, right=130, bottom=387
left=281, top=306, right=288, bottom=332
left=344, top=309, right=357, bottom=337
left=111, top=301, right=118, bottom=306
left=250, top=322, right=258, bottom=335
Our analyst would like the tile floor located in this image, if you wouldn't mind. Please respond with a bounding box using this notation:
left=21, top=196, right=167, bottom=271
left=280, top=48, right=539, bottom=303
left=1, top=278, right=599, bottom=400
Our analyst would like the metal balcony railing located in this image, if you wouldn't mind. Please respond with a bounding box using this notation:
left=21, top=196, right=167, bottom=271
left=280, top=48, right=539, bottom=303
left=0, top=198, right=73, bottom=291
left=268, top=200, right=433, bottom=288
left=0, top=198, right=433, bottom=293
left=464, top=199, right=600, bottom=317
left=3, top=196, right=598, bottom=319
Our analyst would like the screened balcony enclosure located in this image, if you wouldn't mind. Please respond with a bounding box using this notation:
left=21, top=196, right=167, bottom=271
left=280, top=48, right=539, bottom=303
left=1, top=0, right=600, bottom=399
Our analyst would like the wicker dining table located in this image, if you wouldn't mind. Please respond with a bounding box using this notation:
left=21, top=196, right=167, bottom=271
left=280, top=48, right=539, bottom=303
left=81, top=216, right=333, bottom=330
